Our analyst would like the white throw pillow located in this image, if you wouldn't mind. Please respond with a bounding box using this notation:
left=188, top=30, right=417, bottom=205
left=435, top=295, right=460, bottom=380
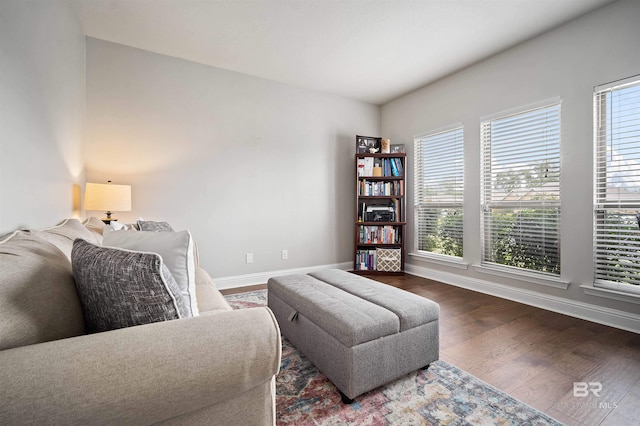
left=103, top=230, right=199, bottom=316
left=30, top=218, right=102, bottom=260
left=82, top=217, right=106, bottom=242
left=108, top=221, right=128, bottom=231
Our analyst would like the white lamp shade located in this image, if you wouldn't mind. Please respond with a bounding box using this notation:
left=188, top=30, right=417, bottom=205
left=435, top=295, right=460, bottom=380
left=84, top=182, right=132, bottom=212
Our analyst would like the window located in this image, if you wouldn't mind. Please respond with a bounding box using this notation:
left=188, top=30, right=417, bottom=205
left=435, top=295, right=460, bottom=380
left=414, top=125, right=464, bottom=258
left=594, top=76, right=640, bottom=295
left=481, top=101, right=561, bottom=275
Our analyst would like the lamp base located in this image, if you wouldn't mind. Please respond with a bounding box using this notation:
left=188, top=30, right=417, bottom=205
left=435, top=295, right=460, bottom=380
left=102, top=210, right=116, bottom=225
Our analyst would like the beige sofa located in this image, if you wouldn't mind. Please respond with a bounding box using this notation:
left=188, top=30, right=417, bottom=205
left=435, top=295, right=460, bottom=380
left=0, top=219, right=281, bottom=425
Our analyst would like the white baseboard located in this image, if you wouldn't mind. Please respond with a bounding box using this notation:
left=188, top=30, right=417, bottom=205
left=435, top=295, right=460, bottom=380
left=214, top=262, right=352, bottom=290
left=405, top=263, right=640, bottom=334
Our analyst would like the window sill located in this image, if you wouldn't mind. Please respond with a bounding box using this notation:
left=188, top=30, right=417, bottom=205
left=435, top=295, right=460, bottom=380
left=473, top=264, right=569, bottom=289
left=408, top=252, right=469, bottom=270
left=580, top=283, right=640, bottom=305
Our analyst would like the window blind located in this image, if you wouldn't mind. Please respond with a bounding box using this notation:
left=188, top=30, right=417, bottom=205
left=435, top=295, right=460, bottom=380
left=594, top=77, right=640, bottom=294
left=414, top=125, right=464, bottom=258
left=481, top=102, right=561, bottom=275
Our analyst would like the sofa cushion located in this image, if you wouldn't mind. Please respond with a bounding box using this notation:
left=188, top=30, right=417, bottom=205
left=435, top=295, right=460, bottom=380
left=103, top=230, right=199, bottom=316
left=107, top=221, right=139, bottom=231
left=71, top=239, right=189, bottom=333
left=268, top=274, right=399, bottom=347
left=0, top=231, right=85, bottom=350
left=138, top=220, right=174, bottom=232
left=82, top=217, right=106, bottom=243
left=309, top=269, right=440, bottom=331
left=30, top=218, right=102, bottom=260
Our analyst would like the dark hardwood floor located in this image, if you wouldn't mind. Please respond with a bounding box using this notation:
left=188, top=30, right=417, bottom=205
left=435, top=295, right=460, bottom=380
left=221, top=274, right=640, bottom=426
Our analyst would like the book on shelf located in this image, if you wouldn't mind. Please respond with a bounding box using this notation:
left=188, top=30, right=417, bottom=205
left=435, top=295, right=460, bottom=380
left=357, top=156, right=404, bottom=178
left=382, top=158, right=403, bottom=177
left=392, top=198, right=401, bottom=222
left=355, top=249, right=377, bottom=271
left=394, top=158, right=404, bottom=175
left=365, top=157, right=374, bottom=176
left=358, top=225, right=402, bottom=244
left=358, top=179, right=404, bottom=196
left=390, top=158, right=399, bottom=176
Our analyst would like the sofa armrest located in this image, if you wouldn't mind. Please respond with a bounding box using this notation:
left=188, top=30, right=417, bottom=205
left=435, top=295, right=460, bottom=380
left=195, top=267, right=232, bottom=312
left=0, top=307, right=281, bottom=425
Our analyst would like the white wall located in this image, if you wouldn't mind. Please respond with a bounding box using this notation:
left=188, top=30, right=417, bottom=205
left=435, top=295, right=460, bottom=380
left=0, top=0, right=86, bottom=233
left=381, top=0, right=640, bottom=330
left=85, top=38, right=379, bottom=282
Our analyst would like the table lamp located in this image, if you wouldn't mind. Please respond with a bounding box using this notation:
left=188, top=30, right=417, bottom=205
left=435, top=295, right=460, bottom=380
left=84, top=181, right=132, bottom=224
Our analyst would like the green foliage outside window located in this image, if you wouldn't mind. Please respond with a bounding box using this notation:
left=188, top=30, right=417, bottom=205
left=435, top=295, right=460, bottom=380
left=419, top=207, right=560, bottom=274
left=418, top=209, right=463, bottom=257
left=596, top=211, right=640, bottom=286
left=489, top=208, right=560, bottom=274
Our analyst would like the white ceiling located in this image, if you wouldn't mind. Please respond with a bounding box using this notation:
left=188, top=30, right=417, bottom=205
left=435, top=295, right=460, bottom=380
left=77, top=0, right=615, bottom=105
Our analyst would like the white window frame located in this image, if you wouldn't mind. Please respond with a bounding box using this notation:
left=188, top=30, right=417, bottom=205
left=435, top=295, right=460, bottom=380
left=412, top=123, right=465, bottom=265
left=479, top=98, right=562, bottom=281
left=593, top=75, right=640, bottom=297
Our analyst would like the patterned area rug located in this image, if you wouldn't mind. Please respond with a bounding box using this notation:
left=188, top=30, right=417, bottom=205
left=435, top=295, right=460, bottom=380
left=226, top=290, right=562, bottom=426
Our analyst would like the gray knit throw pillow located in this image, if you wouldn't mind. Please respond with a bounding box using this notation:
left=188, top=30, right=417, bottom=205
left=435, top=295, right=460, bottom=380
left=71, top=239, right=189, bottom=333
left=137, top=220, right=174, bottom=232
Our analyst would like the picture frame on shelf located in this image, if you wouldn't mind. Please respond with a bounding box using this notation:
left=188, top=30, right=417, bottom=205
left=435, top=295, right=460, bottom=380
left=365, top=138, right=380, bottom=153
left=356, top=135, right=382, bottom=154
left=357, top=137, right=368, bottom=153
left=391, top=144, right=405, bottom=153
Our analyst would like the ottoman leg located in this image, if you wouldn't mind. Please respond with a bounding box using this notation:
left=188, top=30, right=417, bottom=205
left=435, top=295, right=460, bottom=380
left=339, top=391, right=354, bottom=404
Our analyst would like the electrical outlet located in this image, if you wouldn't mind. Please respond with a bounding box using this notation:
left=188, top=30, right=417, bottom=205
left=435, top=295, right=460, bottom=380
left=281, top=249, right=288, bottom=260
left=246, top=253, right=254, bottom=264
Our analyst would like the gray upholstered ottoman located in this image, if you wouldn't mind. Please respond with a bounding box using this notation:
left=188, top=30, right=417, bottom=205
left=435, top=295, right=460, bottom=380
left=267, top=269, right=439, bottom=402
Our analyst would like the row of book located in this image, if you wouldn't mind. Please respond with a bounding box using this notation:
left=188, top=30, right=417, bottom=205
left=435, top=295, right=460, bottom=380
left=355, top=249, right=378, bottom=271
left=357, top=157, right=404, bottom=177
left=358, top=179, right=404, bottom=196
left=358, top=225, right=402, bottom=244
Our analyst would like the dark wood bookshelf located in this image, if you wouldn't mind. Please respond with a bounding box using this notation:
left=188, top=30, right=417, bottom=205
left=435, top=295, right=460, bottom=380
left=355, top=153, right=405, bottom=159
left=358, top=221, right=407, bottom=226
left=352, top=270, right=405, bottom=276
left=354, top=135, right=406, bottom=274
